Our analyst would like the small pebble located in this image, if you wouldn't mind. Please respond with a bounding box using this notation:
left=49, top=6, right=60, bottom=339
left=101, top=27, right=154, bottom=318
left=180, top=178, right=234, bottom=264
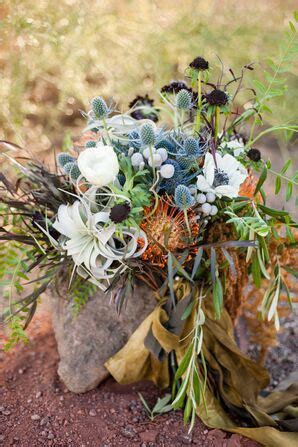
left=89, top=409, right=97, bottom=417
left=31, top=414, right=41, bottom=421
left=36, top=391, right=42, bottom=399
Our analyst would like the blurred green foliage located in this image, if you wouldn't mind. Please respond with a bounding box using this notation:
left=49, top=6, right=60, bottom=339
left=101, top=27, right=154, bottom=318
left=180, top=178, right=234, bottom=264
left=0, top=0, right=297, bottom=152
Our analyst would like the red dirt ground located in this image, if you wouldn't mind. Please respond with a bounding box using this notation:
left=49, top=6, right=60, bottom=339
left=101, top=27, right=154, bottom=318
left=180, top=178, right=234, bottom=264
left=0, top=312, right=260, bottom=447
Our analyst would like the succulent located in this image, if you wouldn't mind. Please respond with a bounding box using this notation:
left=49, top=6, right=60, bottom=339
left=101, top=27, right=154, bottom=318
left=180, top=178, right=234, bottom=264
left=140, top=121, right=156, bottom=146
left=174, top=185, right=195, bottom=209
left=91, top=96, right=109, bottom=119
left=176, top=89, right=192, bottom=110
left=57, top=152, right=75, bottom=168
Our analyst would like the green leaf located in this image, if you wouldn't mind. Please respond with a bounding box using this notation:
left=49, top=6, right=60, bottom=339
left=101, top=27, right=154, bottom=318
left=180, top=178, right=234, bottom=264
left=275, top=176, right=281, bottom=194
left=254, top=166, right=267, bottom=195
left=252, top=253, right=261, bottom=287
left=281, top=159, right=292, bottom=174
left=152, top=394, right=172, bottom=413
left=286, top=181, right=293, bottom=201
left=175, top=343, right=192, bottom=380
left=213, top=277, right=223, bottom=319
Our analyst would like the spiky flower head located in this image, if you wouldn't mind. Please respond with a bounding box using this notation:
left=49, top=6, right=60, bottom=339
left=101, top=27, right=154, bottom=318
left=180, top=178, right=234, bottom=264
left=184, top=137, right=202, bottom=158
left=174, top=185, right=195, bottom=209
left=139, top=199, right=199, bottom=267
left=156, top=139, right=176, bottom=153
left=205, top=89, right=229, bottom=106
left=189, top=56, right=209, bottom=71
left=140, top=121, right=156, bottom=146
left=63, top=162, right=75, bottom=175
left=176, top=89, right=192, bottom=110
left=69, top=162, right=81, bottom=181
left=110, top=203, right=131, bottom=223
left=128, top=129, right=141, bottom=149
left=57, top=152, right=75, bottom=168
left=85, top=140, right=96, bottom=148
left=176, top=153, right=193, bottom=170
left=247, top=148, right=261, bottom=162
left=91, top=96, right=109, bottom=119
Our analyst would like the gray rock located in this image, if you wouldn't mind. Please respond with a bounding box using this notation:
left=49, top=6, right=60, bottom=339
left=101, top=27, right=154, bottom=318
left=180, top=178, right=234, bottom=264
left=50, top=283, right=155, bottom=393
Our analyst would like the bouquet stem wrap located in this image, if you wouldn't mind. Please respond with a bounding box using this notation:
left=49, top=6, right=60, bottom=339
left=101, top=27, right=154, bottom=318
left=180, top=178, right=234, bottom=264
left=105, top=281, right=298, bottom=447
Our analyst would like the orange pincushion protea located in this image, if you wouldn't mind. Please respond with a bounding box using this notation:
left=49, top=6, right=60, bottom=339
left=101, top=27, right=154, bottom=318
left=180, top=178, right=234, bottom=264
left=239, top=172, right=262, bottom=202
left=139, top=199, right=199, bottom=268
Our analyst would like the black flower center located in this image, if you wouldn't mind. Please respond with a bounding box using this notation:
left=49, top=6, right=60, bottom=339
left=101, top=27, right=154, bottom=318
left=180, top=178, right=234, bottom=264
left=205, top=89, right=229, bottom=106
left=110, top=203, right=131, bottom=224
left=247, top=148, right=261, bottom=162
left=213, top=169, right=229, bottom=187
left=189, top=56, right=209, bottom=71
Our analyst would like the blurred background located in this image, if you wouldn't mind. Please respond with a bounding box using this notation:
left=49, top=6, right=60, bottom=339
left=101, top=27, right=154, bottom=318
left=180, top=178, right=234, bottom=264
left=0, top=0, right=297, bottom=207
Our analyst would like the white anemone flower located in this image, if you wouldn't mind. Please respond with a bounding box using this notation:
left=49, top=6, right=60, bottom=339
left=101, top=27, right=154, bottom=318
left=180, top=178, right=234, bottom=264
left=52, top=200, right=147, bottom=288
left=196, top=152, right=247, bottom=199
left=77, top=144, right=119, bottom=187
left=220, top=138, right=245, bottom=157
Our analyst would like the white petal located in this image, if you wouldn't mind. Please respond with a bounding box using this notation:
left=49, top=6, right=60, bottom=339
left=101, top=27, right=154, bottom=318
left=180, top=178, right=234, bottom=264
left=215, top=185, right=239, bottom=198
left=197, top=175, right=213, bottom=192
left=203, top=153, right=215, bottom=185
left=219, top=153, right=239, bottom=173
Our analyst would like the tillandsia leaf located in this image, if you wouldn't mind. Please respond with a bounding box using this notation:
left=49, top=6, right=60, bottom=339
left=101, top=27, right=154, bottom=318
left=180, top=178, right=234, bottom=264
left=221, top=248, right=237, bottom=279
left=191, top=247, right=204, bottom=280
left=210, top=248, right=216, bottom=285
left=152, top=394, right=172, bottom=413
left=168, top=253, right=175, bottom=307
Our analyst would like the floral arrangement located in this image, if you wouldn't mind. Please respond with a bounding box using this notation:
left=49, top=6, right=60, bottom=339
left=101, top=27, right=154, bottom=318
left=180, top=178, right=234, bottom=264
left=1, top=18, right=298, bottom=445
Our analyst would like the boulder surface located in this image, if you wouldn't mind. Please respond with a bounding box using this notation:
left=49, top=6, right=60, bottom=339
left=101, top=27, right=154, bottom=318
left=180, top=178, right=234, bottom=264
left=50, top=284, right=155, bottom=393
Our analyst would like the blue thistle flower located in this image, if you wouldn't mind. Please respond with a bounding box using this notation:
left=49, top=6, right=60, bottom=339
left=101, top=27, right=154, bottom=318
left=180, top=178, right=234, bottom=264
left=85, top=140, right=96, bottom=148
left=155, top=139, right=177, bottom=154
left=69, top=162, right=81, bottom=181
left=63, top=162, right=75, bottom=175
left=57, top=153, right=75, bottom=168
left=128, top=129, right=141, bottom=150
left=91, top=96, right=109, bottom=119
left=140, top=121, right=156, bottom=146
left=176, top=89, right=192, bottom=110
left=184, top=137, right=201, bottom=157
left=174, top=185, right=195, bottom=209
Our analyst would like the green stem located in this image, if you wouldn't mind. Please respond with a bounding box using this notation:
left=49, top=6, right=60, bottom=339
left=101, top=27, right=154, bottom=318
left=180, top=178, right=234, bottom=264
left=247, top=125, right=298, bottom=148
left=149, top=144, right=156, bottom=182
left=102, top=118, right=112, bottom=145
left=214, top=106, right=220, bottom=146
left=194, top=71, right=202, bottom=134
left=268, top=168, right=298, bottom=187
left=183, top=208, right=192, bottom=238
